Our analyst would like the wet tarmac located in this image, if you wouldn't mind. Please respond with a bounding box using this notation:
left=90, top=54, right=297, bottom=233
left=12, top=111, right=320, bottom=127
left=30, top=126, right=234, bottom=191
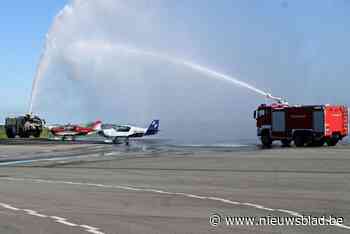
left=0, top=139, right=349, bottom=234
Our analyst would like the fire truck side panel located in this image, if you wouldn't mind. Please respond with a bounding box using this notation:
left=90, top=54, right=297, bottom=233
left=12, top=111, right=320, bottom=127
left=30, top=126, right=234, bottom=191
left=312, top=110, right=325, bottom=134
left=272, top=111, right=286, bottom=132
left=345, top=108, right=349, bottom=136
left=271, top=110, right=287, bottom=139
left=285, top=107, right=314, bottom=133
left=324, top=106, right=348, bottom=137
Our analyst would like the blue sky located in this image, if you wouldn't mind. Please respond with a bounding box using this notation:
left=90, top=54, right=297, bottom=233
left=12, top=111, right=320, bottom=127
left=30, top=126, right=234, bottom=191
left=0, top=1, right=67, bottom=119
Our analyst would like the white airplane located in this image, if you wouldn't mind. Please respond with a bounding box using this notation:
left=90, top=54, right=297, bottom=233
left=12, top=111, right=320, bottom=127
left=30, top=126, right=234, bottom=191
left=96, top=120, right=160, bottom=145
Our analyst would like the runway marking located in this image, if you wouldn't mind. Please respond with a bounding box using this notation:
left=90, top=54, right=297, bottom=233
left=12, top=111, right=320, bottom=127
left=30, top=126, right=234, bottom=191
left=51, top=216, right=78, bottom=227
left=0, top=203, right=20, bottom=211
left=23, top=209, right=48, bottom=218
left=0, top=154, right=104, bottom=166
left=0, top=201, right=105, bottom=234
left=80, top=225, right=104, bottom=234
left=1, top=177, right=350, bottom=231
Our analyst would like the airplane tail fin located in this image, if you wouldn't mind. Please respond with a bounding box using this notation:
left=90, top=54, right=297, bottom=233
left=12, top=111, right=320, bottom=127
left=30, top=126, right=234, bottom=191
left=92, top=120, right=102, bottom=131
left=145, top=120, right=159, bottom=136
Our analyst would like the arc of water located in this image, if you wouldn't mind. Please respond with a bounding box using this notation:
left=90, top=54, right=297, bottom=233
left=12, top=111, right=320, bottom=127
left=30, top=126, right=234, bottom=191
left=29, top=1, right=270, bottom=113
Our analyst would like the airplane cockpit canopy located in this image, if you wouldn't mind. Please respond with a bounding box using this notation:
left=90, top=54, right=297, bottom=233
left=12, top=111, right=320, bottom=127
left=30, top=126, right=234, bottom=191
left=101, top=124, right=117, bottom=130
left=116, top=126, right=131, bottom=132
left=101, top=124, right=131, bottom=132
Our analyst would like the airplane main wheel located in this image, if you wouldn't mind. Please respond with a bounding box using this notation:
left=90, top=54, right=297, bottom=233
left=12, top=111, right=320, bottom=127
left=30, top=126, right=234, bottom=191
left=113, top=137, right=119, bottom=144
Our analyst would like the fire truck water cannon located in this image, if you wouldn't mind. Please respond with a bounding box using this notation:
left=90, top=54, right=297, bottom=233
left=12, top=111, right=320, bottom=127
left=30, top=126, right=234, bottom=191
left=265, top=93, right=288, bottom=105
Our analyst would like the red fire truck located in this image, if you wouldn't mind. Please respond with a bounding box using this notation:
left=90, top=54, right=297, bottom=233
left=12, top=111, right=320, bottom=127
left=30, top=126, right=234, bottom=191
left=254, top=103, right=349, bottom=147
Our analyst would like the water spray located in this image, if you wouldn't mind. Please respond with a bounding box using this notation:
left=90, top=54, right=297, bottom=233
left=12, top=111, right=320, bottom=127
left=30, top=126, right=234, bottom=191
left=77, top=41, right=287, bottom=104
left=30, top=40, right=287, bottom=111
left=69, top=41, right=273, bottom=97
left=28, top=2, right=75, bottom=114
left=28, top=1, right=287, bottom=113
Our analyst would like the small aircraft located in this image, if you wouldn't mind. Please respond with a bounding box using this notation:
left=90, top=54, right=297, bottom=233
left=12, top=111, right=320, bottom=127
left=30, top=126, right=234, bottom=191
left=97, top=120, right=160, bottom=145
left=48, top=120, right=102, bottom=140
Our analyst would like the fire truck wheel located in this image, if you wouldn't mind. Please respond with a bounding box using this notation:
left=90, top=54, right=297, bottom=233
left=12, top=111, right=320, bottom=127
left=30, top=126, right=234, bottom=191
left=311, top=139, right=325, bottom=147
left=261, top=132, right=272, bottom=147
left=20, top=132, right=30, bottom=138
left=326, top=138, right=339, bottom=147
left=6, top=127, right=16, bottom=138
left=294, top=135, right=305, bottom=147
left=281, top=139, right=291, bottom=147
left=18, top=129, right=24, bottom=138
left=6, top=132, right=15, bottom=138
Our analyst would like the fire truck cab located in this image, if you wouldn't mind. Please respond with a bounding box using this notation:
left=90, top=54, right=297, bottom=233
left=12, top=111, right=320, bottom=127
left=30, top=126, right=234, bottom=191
left=254, top=104, right=348, bottom=147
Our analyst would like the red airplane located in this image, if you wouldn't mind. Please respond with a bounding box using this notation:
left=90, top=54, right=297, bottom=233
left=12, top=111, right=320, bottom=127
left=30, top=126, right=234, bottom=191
left=48, top=120, right=102, bottom=140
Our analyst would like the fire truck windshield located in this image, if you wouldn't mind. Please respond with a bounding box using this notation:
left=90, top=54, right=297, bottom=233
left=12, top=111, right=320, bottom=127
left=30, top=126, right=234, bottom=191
left=258, top=109, right=265, bottom=118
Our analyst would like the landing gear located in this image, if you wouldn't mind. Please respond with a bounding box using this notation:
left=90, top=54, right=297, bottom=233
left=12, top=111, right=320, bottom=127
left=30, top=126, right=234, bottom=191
left=113, top=137, right=119, bottom=144
left=113, top=137, right=130, bottom=145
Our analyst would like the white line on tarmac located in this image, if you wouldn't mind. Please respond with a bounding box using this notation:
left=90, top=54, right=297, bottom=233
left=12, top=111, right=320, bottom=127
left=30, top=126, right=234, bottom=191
left=23, top=209, right=48, bottom=218
left=0, top=203, right=20, bottom=211
left=0, top=154, right=103, bottom=166
left=1, top=177, right=350, bottom=231
left=50, top=216, right=78, bottom=227
left=0, top=202, right=105, bottom=234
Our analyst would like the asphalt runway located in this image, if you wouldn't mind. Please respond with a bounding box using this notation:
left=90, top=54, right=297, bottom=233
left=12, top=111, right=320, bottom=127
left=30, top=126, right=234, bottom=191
left=0, top=139, right=349, bottom=234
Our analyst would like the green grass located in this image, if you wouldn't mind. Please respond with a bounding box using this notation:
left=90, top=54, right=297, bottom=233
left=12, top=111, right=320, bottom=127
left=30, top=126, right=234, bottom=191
left=40, top=128, right=49, bottom=138
left=0, top=125, right=6, bottom=139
